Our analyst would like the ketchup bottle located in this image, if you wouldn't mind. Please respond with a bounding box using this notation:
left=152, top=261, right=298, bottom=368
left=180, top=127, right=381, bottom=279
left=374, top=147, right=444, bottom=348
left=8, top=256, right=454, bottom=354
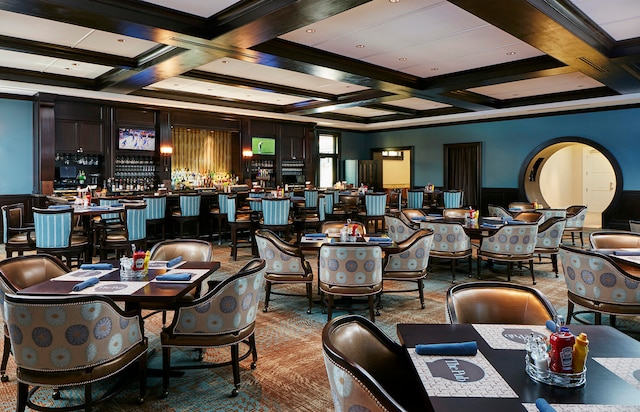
left=549, top=325, right=575, bottom=373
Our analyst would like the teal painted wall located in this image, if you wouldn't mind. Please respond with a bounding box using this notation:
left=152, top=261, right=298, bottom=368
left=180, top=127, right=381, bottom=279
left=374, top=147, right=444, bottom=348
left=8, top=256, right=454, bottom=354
left=356, top=107, right=640, bottom=190
left=0, top=99, right=33, bottom=194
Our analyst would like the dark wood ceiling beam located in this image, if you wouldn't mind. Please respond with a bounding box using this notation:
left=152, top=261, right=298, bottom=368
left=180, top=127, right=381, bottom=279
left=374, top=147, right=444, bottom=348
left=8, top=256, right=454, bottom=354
left=133, top=89, right=285, bottom=113
left=0, top=67, right=96, bottom=89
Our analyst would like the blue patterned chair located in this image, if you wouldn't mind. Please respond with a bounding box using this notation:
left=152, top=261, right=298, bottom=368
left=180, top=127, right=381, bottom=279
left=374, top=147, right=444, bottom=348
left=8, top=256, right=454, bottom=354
left=477, top=223, right=539, bottom=284
left=98, top=202, right=147, bottom=260
left=227, top=195, right=255, bottom=261
left=541, top=208, right=567, bottom=221
left=171, top=193, right=201, bottom=238
left=407, top=190, right=424, bottom=210
left=0, top=254, right=70, bottom=383
left=514, top=211, right=545, bottom=224
left=559, top=245, right=640, bottom=326
left=487, top=204, right=511, bottom=219
left=382, top=229, right=433, bottom=309
left=260, top=198, right=293, bottom=241
left=319, top=243, right=383, bottom=322
left=443, top=190, right=463, bottom=208
left=422, top=221, right=473, bottom=283
left=210, top=193, right=232, bottom=245
left=4, top=293, right=147, bottom=411
left=143, top=195, right=167, bottom=243
left=1, top=203, right=35, bottom=258
left=322, top=315, right=425, bottom=412
left=358, top=193, right=387, bottom=233
left=384, top=214, right=416, bottom=243
left=255, top=229, right=314, bottom=313
left=33, top=207, right=89, bottom=268
left=160, top=259, right=266, bottom=398
left=534, top=217, right=566, bottom=275
left=563, top=205, right=588, bottom=246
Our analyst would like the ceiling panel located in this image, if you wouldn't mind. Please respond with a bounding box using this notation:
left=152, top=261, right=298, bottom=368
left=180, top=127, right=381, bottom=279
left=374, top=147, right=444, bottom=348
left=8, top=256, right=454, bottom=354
left=0, top=49, right=112, bottom=78
left=384, top=97, right=452, bottom=111
left=570, top=0, right=640, bottom=41
left=140, top=0, right=241, bottom=18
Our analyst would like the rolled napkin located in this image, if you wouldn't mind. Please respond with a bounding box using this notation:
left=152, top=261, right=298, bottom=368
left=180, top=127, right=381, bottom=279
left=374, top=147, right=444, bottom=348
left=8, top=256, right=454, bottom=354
left=166, top=256, right=183, bottom=267
left=49, top=204, right=71, bottom=209
left=613, top=249, right=640, bottom=256
left=155, top=273, right=192, bottom=281
left=481, top=223, right=500, bottom=229
left=89, top=206, right=110, bottom=211
left=545, top=319, right=558, bottom=332
left=109, top=203, right=123, bottom=208
left=411, top=216, right=427, bottom=221
left=368, top=237, right=392, bottom=243
left=428, top=214, right=442, bottom=217
left=80, top=263, right=113, bottom=270
left=535, top=398, right=557, bottom=412
left=305, top=233, right=327, bottom=238
left=72, top=277, right=99, bottom=291
left=415, top=341, right=477, bottom=356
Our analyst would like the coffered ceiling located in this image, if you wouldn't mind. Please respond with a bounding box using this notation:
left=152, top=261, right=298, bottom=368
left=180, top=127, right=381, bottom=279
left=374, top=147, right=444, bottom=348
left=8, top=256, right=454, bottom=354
left=0, top=0, right=639, bottom=131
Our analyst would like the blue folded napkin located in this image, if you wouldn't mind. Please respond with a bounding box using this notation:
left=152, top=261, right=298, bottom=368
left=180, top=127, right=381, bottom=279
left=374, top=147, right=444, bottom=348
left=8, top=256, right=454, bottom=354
left=109, top=203, right=123, bottom=208
left=72, top=277, right=99, bottom=291
left=481, top=223, right=500, bottom=229
left=428, top=214, right=442, bottom=217
left=89, top=206, right=110, bottom=211
left=80, top=263, right=113, bottom=270
left=49, top=204, right=71, bottom=209
left=415, top=341, right=477, bottom=356
left=155, top=273, right=192, bottom=281
left=411, top=216, right=427, bottom=221
left=545, top=319, right=558, bottom=332
left=368, top=237, right=392, bottom=243
left=305, top=233, right=327, bottom=238
left=613, top=250, right=640, bottom=256
left=166, top=256, right=183, bottom=267
left=535, top=398, right=557, bottom=412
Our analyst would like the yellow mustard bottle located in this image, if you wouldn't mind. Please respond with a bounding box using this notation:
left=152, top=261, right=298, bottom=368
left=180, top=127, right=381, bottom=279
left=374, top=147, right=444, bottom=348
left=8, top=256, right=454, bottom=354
left=572, top=332, right=589, bottom=373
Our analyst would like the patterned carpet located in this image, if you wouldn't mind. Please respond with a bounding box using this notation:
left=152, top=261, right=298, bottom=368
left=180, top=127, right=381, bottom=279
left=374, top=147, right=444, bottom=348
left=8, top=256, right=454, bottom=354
left=1, top=239, right=640, bottom=411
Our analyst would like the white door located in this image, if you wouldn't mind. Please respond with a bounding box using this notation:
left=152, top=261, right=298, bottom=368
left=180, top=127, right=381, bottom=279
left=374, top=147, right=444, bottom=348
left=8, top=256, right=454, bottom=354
left=583, top=148, right=616, bottom=228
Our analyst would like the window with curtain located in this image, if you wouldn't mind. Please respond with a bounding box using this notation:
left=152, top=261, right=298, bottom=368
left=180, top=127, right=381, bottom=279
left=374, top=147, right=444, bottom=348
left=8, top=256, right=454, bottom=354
left=319, top=132, right=339, bottom=188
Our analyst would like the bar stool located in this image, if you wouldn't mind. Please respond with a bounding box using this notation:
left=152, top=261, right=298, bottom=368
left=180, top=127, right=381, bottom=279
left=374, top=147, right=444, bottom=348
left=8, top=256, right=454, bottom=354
left=33, top=207, right=89, bottom=268
left=260, top=198, right=293, bottom=241
left=358, top=193, right=387, bottom=233
left=171, top=193, right=201, bottom=239
left=210, top=193, right=231, bottom=245
left=227, top=195, right=255, bottom=261
left=143, top=195, right=166, bottom=243
left=98, top=203, right=147, bottom=260
left=1, top=203, right=36, bottom=258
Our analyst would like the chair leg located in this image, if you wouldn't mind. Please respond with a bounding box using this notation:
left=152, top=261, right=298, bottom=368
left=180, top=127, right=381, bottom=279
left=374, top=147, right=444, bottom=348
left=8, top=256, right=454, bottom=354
left=529, top=259, right=536, bottom=285
left=161, top=347, right=171, bottom=398
left=17, top=382, right=28, bottom=412
left=306, top=283, right=313, bottom=314
left=85, top=382, right=92, bottom=412
left=368, top=295, right=375, bottom=322
left=450, top=259, right=456, bottom=283
left=571, top=232, right=576, bottom=245
left=566, top=300, right=575, bottom=324
left=610, top=314, right=617, bottom=328
left=467, top=255, right=473, bottom=278
left=249, top=334, right=258, bottom=369
left=417, top=279, right=425, bottom=309
left=595, top=312, right=602, bottom=325
left=579, top=230, right=584, bottom=247
left=230, top=343, right=240, bottom=397
left=551, top=254, right=559, bottom=276
left=327, top=295, right=334, bottom=321
left=263, top=281, right=272, bottom=313
left=138, top=350, right=147, bottom=404
left=476, top=256, right=482, bottom=279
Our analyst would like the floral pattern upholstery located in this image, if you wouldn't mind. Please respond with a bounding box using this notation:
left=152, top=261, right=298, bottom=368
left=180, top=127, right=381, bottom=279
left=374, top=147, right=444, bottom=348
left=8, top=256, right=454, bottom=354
left=384, top=231, right=432, bottom=274
left=423, top=221, right=471, bottom=254
left=384, top=215, right=416, bottom=243
left=565, top=206, right=587, bottom=228
left=536, top=218, right=566, bottom=249
left=479, top=224, right=537, bottom=255
left=256, top=234, right=310, bottom=277
left=487, top=204, right=511, bottom=219
left=541, top=208, right=567, bottom=220
left=319, top=244, right=382, bottom=291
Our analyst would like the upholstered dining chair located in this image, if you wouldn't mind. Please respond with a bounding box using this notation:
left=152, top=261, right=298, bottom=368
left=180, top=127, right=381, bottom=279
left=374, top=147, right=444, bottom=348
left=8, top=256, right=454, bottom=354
left=589, top=230, right=640, bottom=250
left=487, top=204, right=511, bottom=219
left=421, top=220, right=472, bottom=283
left=4, top=293, right=148, bottom=411
left=386, top=189, right=402, bottom=214
left=384, top=213, right=417, bottom=243
left=563, top=205, right=588, bottom=246
left=443, top=190, right=463, bottom=208
left=534, top=217, right=566, bottom=275
left=442, top=208, right=469, bottom=220
left=381, top=229, right=433, bottom=309
left=322, top=315, right=426, bottom=412
left=318, top=243, right=383, bottom=322
left=0, top=254, right=70, bottom=383
left=630, top=220, right=640, bottom=233
left=407, top=189, right=424, bottom=210
left=255, top=229, right=314, bottom=314
left=541, top=208, right=567, bottom=221
left=320, top=220, right=367, bottom=237
left=210, top=192, right=232, bottom=245
left=558, top=244, right=640, bottom=326
left=400, top=209, right=425, bottom=228
left=226, top=195, right=255, bottom=261
left=160, top=259, right=266, bottom=398
left=508, top=201, right=535, bottom=213
left=143, top=194, right=167, bottom=243
left=1, top=203, right=35, bottom=258
left=260, top=197, right=293, bottom=241
left=336, top=194, right=360, bottom=220
left=171, top=193, right=201, bottom=238
left=295, top=190, right=323, bottom=239
left=33, top=207, right=89, bottom=268
left=97, top=202, right=147, bottom=260
left=446, top=281, right=557, bottom=324
left=359, top=193, right=387, bottom=233
left=514, top=211, right=545, bottom=224
left=476, top=222, right=539, bottom=284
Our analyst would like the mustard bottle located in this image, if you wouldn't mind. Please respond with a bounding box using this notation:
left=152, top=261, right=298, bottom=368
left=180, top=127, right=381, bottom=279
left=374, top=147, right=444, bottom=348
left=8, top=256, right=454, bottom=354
left=572, top=332, right=589, bottom=373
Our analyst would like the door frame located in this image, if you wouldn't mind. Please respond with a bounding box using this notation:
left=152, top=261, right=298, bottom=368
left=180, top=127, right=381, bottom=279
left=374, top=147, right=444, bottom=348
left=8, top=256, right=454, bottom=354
left=370, top=146, right=415, bottom=189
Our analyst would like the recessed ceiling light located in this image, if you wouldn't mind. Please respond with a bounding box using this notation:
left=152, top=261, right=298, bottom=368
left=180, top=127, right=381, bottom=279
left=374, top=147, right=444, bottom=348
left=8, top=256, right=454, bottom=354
left=117, top=39, right=126, bottom=43
left=512, top=93, right=519, bottom=97
left=356, top=44, right=365, bottom=48
left=222, top=60, right=229, bottom=64
left=306, top=29, right=316, bottom=33
left=399, top=57, right=407, bottom=61
left=430, top=67, right=439, bottom=71
left=389, top=0, right=400, bottom=3
left=506, top=51, right=516, bottom=55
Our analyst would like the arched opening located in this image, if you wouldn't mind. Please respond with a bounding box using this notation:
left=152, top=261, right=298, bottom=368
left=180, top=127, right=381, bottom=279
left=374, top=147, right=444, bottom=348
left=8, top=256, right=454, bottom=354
left=521, top=137, right=622, bottom=228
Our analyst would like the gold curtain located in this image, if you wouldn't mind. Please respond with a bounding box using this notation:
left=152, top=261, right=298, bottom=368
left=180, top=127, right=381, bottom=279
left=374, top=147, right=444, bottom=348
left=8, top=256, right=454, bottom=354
left=171, top=128, right=232, bottom=174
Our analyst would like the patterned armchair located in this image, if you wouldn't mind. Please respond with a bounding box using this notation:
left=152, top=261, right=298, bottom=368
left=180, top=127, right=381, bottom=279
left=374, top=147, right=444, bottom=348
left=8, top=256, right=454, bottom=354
left=534, top=217, right=566, bottom=275
left=160, top=259, right=266, bottom=398
left=382, top=229, right=433, bottom=309
left=384, top=214, right=417, bottom=243
left=322, top=315, right=425, bottom=412
left=589, top=230, right=640, bottom=250
left=255, top=229, right=314, bottom=314
left=171, top=193, right=201, bottom=238
left=477, top=223, right=539, bottom=284
left=563, top=205, right=587, bottom=246
left=559, top=245, right=640, bottom=326
left=487, top=204, right=511, bottom=219
left=1, top=203, right=35, bottom=258
left=318, top=243, right=383, bottom=322
left=4, top=294, right=147, bottom=411
left=421, top=221, right=472, bottom=282
left=541, top=208, right=567, bottom=221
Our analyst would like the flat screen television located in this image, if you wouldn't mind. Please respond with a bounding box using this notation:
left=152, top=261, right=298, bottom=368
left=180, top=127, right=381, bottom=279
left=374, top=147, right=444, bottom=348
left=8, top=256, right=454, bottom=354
left=118, top=128, right=156, bottom=151
left=252, top=137, right=276, bottom=155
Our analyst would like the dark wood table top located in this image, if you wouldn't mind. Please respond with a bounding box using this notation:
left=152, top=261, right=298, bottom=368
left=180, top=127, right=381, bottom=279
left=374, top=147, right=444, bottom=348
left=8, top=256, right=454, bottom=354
left=298, top=235, right=400, bottom=253
left=17, top=261, right=220, bottom=306
left=397, top=323, right=640, bottom=411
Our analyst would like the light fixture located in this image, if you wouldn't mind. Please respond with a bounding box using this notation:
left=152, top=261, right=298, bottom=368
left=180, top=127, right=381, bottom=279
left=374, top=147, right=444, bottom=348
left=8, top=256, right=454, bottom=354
left=160, top=145, right=173, bottom=155
left=243, top=149, right=253, bottom=173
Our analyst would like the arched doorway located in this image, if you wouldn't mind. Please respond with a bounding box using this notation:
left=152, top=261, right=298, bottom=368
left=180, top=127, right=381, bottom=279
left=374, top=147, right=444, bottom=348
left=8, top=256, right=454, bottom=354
left=521, top=137, right=622, bottom=228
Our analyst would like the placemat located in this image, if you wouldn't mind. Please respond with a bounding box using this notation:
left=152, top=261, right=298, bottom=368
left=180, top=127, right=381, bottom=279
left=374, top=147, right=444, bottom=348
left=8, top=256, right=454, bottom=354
left=52, top=268, right=117, bottom=281
left=70, top=281, right=147, bottom=295
left=150, top=268, right=211, bottom=283
left=147, top=260, right=186, bottom=269
left=473, top=324, right=550, bottom=350
left=594, top=357, right=640, bottom=391
left=300, top=236, right=333, bottom=244
left=408, top=349, right=517, bottom=398
left=523, top=403, right=640, bottom=411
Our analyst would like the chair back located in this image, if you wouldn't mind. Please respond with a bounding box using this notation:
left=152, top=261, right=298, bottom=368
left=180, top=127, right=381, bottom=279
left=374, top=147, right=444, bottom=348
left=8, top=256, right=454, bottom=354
left=2, top=203, right=25, bottom=244
left=226, top=195, right=239, bottom=223
left=407, top=190, right=424, bottom=209
left=304, top=190, right=319, bottom=209
left=384, top=229, right=433, bottom=273
left=318, top=196, right=326, bottom=221
left=365, top=193, right=387, bottom=217
left=535, top=217, right=566, bottom=249
left=319, top=244, right=382, bottom=291
left=143, top=195, right=166, bottom=221
left=169, top=259, right=266, bottom=335
left=589, top=230, right=640, bottom=249
left=179, top=194, right=201, bottom=217
left=321, top=221, right=367, bottom=237
left=216, top=193, right=232, bottom=214
left=629, top=220, right=640, bottom=233
left=487, top=204, right=511, bottom=219
left=247, top=198, right=262, bottom=212
left=508, top=201, right=534, bottom=212
left=124, top=203, right=147, bottom=241
left=149, top=239, right=212, bottom=261
left=262, top=198, right=291, bottom=225
left=442, top=208, right=469, bottom=220
left=255, top=229, right=309, bottom=275
left=339, top=195, right=360, bottom=212
left=514, top=211, right=544, bottom=224
left=446, top=281, right=557, bottom=324
left=443, top=190, right=463, bottom=208
left=323, top=192, right=335, bottom=215
left=541, top=208, right=567, bottom=220
left=98, top=198, right=123, bottom=222
left=33, top=207, right=73, bottom=249
left=565, top=205, right=587, bottom=228
left=478, top=223, right=538, bottom=256
left=384, top=214, right=416, bottom=243
left=423, top=221, right=471, bottom=253
left=387, top=189, right=402, bottom=212
left=0, top=254, right=69, bottom=294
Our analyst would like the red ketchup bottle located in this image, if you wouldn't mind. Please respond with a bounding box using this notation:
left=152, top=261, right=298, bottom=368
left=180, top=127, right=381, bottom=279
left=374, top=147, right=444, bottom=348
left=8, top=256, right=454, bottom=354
left=132, top=250, right=146, bottom=272
left=549, top=326, right=575, bottom=373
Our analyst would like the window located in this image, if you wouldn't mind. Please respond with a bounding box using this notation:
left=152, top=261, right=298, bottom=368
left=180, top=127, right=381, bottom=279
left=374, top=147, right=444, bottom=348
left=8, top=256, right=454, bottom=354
left=318, top=133, right=339, bottom=188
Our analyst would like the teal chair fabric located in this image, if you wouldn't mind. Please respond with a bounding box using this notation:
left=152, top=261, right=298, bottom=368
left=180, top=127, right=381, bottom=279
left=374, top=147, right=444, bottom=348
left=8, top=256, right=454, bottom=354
left=172, top=194, right=201, bottom=238
left=318, top=197, right=326, bottom=222
left=98, top=197, right=123, bottom=223
left=126, top=203, right=147, bottom=242
left=180, top=194, right=201, bottom=217
left=98, top=203, right=147, bottom=259
left=304, top=190, right=319, bottom=209
left=226, top=196, right=254, bottom=260
left=360, top=193, right=387, bottom=232
left=144, top=195, right=166, bottom=221
left=34, top=207, right=74, bottom=248
left=323, top=192, right=335, bottom=216
left=407, top=190, right=424, bottom=209
left=443, top=190, right=463, bottom=208
left=262, top=198, right=291, bottom=226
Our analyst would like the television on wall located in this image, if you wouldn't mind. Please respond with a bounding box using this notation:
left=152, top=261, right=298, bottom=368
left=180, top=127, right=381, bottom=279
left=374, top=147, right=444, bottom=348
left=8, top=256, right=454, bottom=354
left=118, top=128, right=156, bottom=151
left=251, top=137, right=276, bottom=155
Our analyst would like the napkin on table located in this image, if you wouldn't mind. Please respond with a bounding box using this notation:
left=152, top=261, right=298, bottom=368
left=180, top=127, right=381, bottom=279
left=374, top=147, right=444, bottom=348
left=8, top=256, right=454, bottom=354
left=72, top=277, right=99, bottom=291
left=166, top=256, right=183, bottom=267
left=49, top=205, right=71, bottom=209
left=613, top=250, right=640, bottom=256
left=545, top=319, right=558, bottom=332
left=415, top=341, right=477, bottom=356
left=110, top=203, right=123, bottom=208
left=155, top=273, right=192, bottom=281
left=535, top=398, right=557, bottom=412
left=368, top=237, right=392, bottom=243
left=305, top=233, right=327, bottom=238
left=80, top=263, right=113, bottom=270
left=89, top=206, right=110, bottom=211
left=481, top=223, right=500, bottom=229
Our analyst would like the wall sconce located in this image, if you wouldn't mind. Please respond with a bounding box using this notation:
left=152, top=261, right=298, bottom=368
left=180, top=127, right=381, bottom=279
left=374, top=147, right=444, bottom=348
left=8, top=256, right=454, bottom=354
left=160, top=145, right=173, bottom=171
left=242, top=149, right=253, bottom=173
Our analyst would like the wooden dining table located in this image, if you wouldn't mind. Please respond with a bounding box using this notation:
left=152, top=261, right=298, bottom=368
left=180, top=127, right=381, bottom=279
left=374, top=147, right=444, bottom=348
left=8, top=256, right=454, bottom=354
left=397, top=323, right=640, bottom=411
